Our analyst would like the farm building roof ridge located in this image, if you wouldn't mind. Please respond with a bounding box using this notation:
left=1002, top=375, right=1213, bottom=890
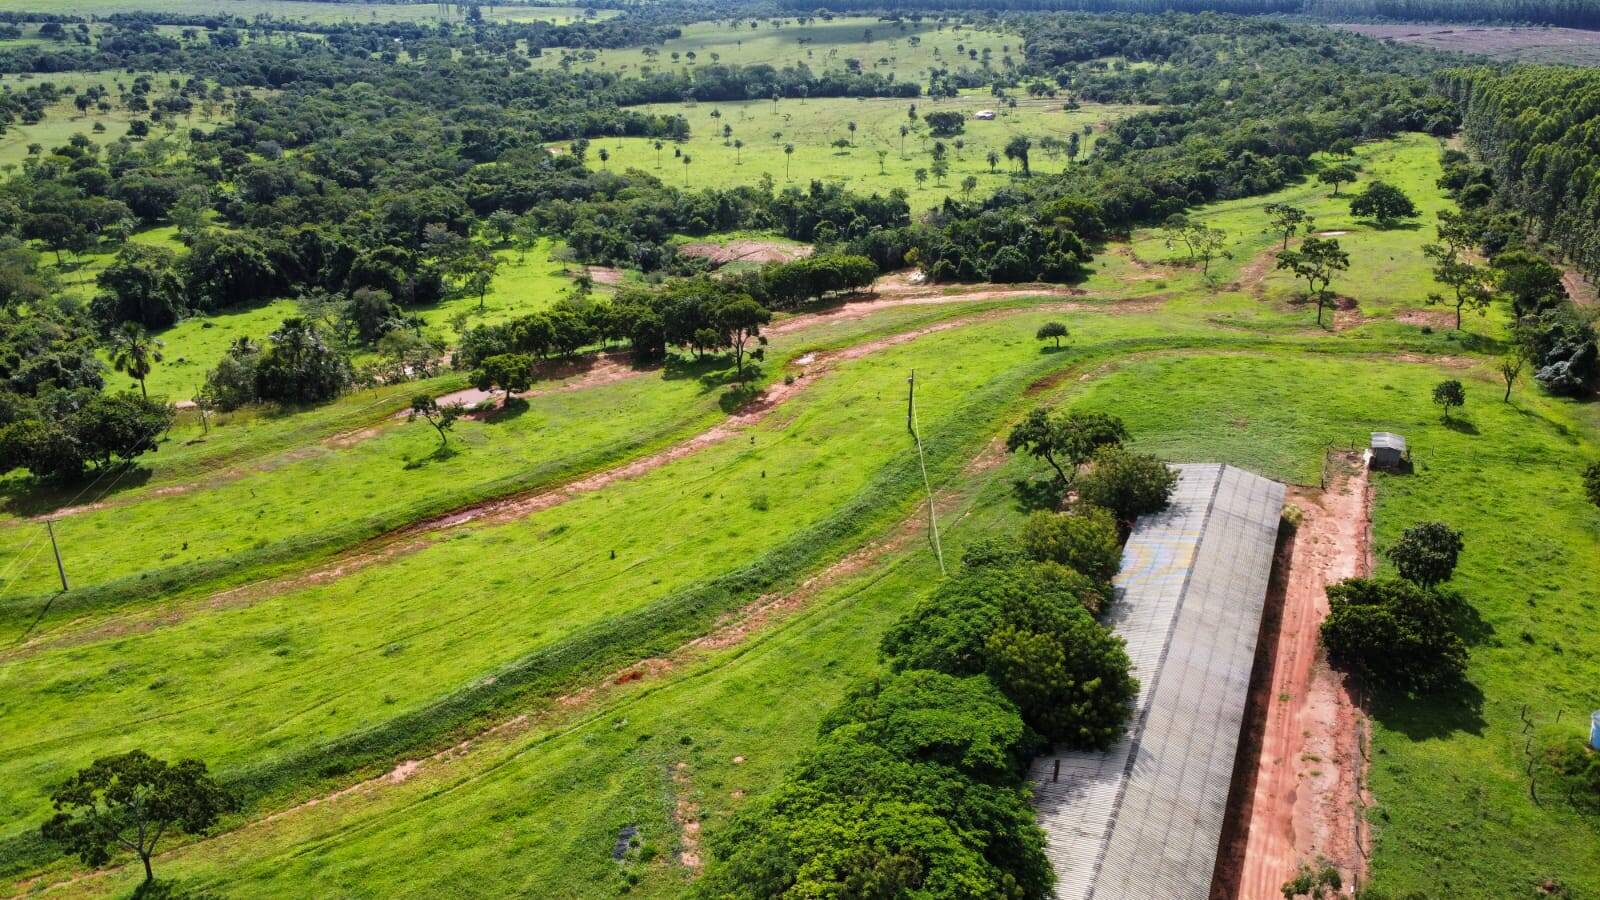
left=1029, top=463, right=1286, bottom=900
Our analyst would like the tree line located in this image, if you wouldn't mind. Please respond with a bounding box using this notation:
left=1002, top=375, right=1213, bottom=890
left=699, top=409, right=1176, bottom=897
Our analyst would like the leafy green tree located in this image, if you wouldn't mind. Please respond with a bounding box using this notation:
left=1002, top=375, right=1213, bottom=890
left=409, top=394, right=465, bottom=449
left=1424, top=243, right=1496, bottom=330
left=716, top=295, right=771, bottom=379
left=1320, top=577, right=1467, bottom=692
left=1432, top=379, right=1465, bottom=423
left=108, top=322, right=164, bottom=399
left=1492, top=249, right=1565, bottom=316
left=1387, top=521, right=1464, bottom=588
left=880, top=562, right=1129, bottom=746
left=1035, top=321, right=1068, bottom=349
left=1263, top=202, right=1313, bottom=251
left=1349, top=180, right=1419, bottom=227
left=1317, top=163, right=1358, bottom=196
left=472, top=352, right=534, bottom=407
left=452, top=246, right=500, bottom=312
left=252, top=318, right=353, bottom=406
left=822, top=670, right=1030, bottom=781
left=485, top=209, right=517, bottom=246
left=92, top=244, right=183, bottom=329
left=1005, top=408, right=1128, bottom=487
left=1497, top=349, right=1527, bottom=402
left=1003, top=135, right=1031, bottom=175
left=1076, top=446, right=1178, bottom=526
left=1585, top=461, right=1600, bottom=509
left=41, top=750, right=235, bottom=884
left=986, top=148, right=999, bottom=172
left=1020, top=506, right=1122, bottom=583
left=1275, top=237, right=1350, bottom=326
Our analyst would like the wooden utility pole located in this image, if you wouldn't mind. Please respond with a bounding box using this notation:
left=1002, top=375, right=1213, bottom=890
left=46, top=519, right=68, bottom=592
left=907, top=371, right=946, bottom=575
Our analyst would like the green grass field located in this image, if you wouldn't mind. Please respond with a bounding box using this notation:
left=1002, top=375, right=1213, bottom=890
left=0, top=71, right=228, bottom=168
left=578, top=93, right=1136, bottom=211
left=3, top=133, right=1599, bottom=899
left=530, top=17, right=1013, bottom=81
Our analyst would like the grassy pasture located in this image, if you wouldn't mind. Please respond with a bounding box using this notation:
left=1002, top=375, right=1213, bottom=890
left=25, top=345, right=1600, bottom=899
left=579, top=93, right=1136, bottom=211
left=1130, top=133, right=1470, bottom=320
left=3, top=133, right=1598, bottom=898
left=0, top=0, right=607, bottom=24
left=530, top=17, right=1013, bottom=80
left=0, top=70, right=226, bottom=168
left=0, top=304, right=1195, bottom=848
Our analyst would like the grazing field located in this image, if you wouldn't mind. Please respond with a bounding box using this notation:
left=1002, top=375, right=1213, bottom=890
left=579, top=94, right=1135, bottom=211
left=0, top=0, right=606, bottom=24
left=0, top=70, right=229, bottom=168
left=531, top=17, right=1013, bottom=80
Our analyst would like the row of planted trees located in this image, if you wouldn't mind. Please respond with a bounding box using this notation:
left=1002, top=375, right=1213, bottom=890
left=698, top=407, right=1177, bottom=897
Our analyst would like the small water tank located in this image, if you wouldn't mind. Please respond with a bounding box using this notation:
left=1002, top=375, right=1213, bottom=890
left=1591, top=711, right=1600, bottom=751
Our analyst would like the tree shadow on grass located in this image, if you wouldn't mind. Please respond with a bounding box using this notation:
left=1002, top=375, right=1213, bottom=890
left=1441, top=417, right=1480, bottom=436
left=1011, top=474, right=1064, bottom=512
left=402, top=443, right=459, bottom=470
left=719, top=381, right=762, bottom=414
left=482, top=397, right=529, bottom=423
left=1368, top=676, right=1487, bottom=741
left=662, top=353, right=741, bottom=391
left=1, top=464, right=154, bottom=518
left=1037, top=345, right=1071, bottom=355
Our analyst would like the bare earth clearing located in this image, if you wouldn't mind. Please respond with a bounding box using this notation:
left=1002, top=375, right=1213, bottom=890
left=1214, top=452, right=1373, bottom=899
left=677, top=239, right=814, bottom=266
left=1333, top=23, right=1600, bottom=66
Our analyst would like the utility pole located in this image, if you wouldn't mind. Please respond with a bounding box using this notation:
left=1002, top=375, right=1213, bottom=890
left=907, top=371, right=946, bottom=575
left=46, top=519, right=68, bottom=592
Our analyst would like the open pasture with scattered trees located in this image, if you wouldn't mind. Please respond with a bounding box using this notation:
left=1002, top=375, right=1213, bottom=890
left=1, top=4, right=1599, bottom=899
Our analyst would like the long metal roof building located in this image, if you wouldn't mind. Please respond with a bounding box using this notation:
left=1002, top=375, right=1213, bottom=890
left=1029, top=463, right=1285, bottom=900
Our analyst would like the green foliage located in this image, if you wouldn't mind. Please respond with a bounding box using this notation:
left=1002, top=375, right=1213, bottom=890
left=1386, top=521, right=1463, bottom=588
left=1348, top=180, right=1419, bottom=227
left=1005, top=407, right=1128, bottom=486
left=1584, top=461, right=1600, bottom=509
left=1281, top=859, right=1342, bottom=899
left=1020, top=507, right=1122, bottom=584
left=41, top=750, right=234, bottom=884
left=1035, top=321, right=1069, bottom=349
left=1431, top=378, right=1465, bottom=422
left=1320, top=577, right=1467, bottom=692
left=471, top=353, right=534, bottom=405
left=1075, top=446, right=1178, bottom=525
left=1275, top=237, right=1349, bottom=326
left=821, top=671, right=1032, bottom=782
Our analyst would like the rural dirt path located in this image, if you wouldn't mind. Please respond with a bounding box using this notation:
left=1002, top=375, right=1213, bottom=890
left=1212, top=452, right=1373, bottom=900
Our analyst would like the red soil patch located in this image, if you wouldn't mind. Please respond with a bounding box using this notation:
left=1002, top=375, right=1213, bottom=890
left=1212, top=452, right=1373, bottom=900
left=429, top=351, right=649, bottom=412
left=1394, top=309, right=1461, bottom=330
left=678, top=239, right=814, bottom=266
left=585, top=265, right=624, bottom=286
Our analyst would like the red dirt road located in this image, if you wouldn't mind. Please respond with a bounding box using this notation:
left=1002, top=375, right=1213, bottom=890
left=1213, top=453, right=1373, bottom=899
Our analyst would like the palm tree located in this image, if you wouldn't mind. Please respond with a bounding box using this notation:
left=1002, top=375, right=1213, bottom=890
left=734, top=138, right=744, bottom=164
left=598, top=148, right=609, bottom=169
left=899, top=124, right=909, bottom=157
left=653, top=139, right=664, bottom=168
left=783, top=143, right=794, bottom=179
left=681, top=153, right=692, bottom=186
left=846, top=120, right=857, bottom=145
left=110, top=322, right=163, bottom=399
left=986, top=148, right=1000, bottom=173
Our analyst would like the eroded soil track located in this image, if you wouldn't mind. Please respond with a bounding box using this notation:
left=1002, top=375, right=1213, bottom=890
left=1213, top=452, right=1373, bottom=899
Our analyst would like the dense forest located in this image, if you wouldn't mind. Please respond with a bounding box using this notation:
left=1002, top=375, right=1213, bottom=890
left=775, top=0, right=1600, bottom=30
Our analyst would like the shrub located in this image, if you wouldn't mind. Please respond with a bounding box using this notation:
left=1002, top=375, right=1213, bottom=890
left=1387, top=521, right=1464, bottom=587
left=1075, top=446, right=1178, bottom=526
left=1320, top=577, right=1467, bottom=692
left=1020, top=507, right=1122, bottom=584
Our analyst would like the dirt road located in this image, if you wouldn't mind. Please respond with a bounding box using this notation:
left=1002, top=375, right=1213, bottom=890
left=1213, top=452, right=1373, bottom=899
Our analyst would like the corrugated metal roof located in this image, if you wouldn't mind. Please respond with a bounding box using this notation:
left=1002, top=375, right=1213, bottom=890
left=1371, top=432, right=1407, bottom=451
left=1029, top=464, right=1285, bottom=900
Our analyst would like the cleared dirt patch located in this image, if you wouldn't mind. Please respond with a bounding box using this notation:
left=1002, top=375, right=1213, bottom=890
left=678, top=238, right=813, bottom=266
left=1212, top=452, right=1372, bottom=900
left=1333, top=23, right=1600, bottom=66
left=1564, top=268, right=1598, bottom=308
left=1394, top=309, right=1459, bottom=330
left=585, top=265, right=624, bottom=286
